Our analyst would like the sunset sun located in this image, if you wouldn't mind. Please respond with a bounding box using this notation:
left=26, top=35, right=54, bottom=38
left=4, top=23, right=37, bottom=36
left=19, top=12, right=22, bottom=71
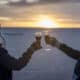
left=36, top=15, right=59, bottom=28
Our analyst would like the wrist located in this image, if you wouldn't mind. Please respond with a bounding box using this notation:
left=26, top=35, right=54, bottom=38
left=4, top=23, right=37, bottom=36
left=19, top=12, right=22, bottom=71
left=27, top=47, right=35, bottom=54
left=55, top=41, right=61, bottom=48
left=52, top=41, right=61, bottom=48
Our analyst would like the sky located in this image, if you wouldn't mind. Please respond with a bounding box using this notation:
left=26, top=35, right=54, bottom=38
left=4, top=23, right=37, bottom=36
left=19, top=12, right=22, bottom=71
left=0, top=0, right=80, bottom=28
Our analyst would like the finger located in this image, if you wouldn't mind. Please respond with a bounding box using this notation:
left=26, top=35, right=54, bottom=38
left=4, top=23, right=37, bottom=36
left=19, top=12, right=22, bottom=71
left=45, top=35, right=49, bottom=38
left=45, top=35, right=51, bottom=41
left=31, top=42, right=35, bottom=46
left=35, top=35, right=41, bottom=41
left=45, top=35, right=50, bottom=42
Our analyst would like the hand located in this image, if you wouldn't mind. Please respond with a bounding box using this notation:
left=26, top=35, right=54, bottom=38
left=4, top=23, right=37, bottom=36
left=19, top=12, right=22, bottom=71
left=29, top=36, right=42, bottom=52
left=45, top=35, right=60, bottom=47
left=23, top=40, right=42, bottom=58
left=30, top=41, right=42, bottom=52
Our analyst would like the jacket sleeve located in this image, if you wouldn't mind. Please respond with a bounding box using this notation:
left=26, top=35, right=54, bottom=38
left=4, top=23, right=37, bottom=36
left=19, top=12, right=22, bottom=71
left=0, top=48, right=34, bottom=70
left=59, top=43, right=80, bottom=60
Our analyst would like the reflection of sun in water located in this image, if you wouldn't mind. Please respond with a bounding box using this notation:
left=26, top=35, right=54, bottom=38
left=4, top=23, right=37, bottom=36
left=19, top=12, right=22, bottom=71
left=36, top=15, right=59, bottom=28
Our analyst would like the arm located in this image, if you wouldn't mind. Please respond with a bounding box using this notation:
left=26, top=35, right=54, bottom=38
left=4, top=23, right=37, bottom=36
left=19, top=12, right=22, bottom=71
left=0, top=40, right=42, bottom=70
left=0, top=47, right=34, bottom=70
left=45, top=35, right=80, bottom=60
left=57, top=43, right=80, bottom=60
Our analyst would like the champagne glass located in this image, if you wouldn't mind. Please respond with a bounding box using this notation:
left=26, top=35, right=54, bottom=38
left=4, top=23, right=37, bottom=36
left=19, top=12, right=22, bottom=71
left=35, top=32, right=42, bottom=42
left=34, top=31, right=52, bottom=52
left=43, top=31, right=52, bottom=51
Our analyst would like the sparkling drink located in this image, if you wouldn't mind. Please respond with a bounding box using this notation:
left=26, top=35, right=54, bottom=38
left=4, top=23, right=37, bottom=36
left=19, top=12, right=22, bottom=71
left=34, top=31, right=52, bottom=52
left=45, top=32, right=51, bottom=51
left=35, top=32, right=42, bottom=42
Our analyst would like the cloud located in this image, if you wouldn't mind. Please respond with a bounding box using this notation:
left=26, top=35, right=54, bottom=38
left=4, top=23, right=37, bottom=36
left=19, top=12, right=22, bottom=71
left=0, top=2, right=80, bottom=27
left=0, top=0, right=80, bottom=7
left=0, top=1, right=8, bottom=5
left=0, top=17, right=11, bottom=21
left=8, top=0, right=27, bottom=6
left=8, top=0, right=41, bottom=6
left=0, top=2, right=80, bottom=18
left=2, top=0, right=78, bottom=7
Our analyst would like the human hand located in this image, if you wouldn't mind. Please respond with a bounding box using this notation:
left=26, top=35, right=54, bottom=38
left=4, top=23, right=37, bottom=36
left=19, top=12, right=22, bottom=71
left=29, top=35, right=42, bottom=52
left=45, top=35, right=60, bottom=47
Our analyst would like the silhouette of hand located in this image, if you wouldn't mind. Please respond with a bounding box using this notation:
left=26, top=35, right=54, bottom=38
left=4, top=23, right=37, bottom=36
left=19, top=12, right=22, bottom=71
left=30, top=41, right=42, bottom=52
left=45, top=35, right=59, bottom=47
left=29, top=36, right=42, bottom=52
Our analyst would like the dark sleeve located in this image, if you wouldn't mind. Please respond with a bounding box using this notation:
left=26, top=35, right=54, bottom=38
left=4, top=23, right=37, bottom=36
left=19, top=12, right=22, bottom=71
left=0, top=48, right=34, bottom=70
left=59, top=43, right=80, bottom=60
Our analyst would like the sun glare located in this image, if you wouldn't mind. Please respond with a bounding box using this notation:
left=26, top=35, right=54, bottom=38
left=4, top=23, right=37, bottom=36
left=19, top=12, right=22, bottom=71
left=36, top=15, right=59, bottom=28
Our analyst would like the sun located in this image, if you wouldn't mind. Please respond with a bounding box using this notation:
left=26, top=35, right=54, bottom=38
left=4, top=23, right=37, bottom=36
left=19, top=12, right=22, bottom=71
left=36, top=15, right=59, bottom=28
left=38, top=19, right=57, bottom=28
